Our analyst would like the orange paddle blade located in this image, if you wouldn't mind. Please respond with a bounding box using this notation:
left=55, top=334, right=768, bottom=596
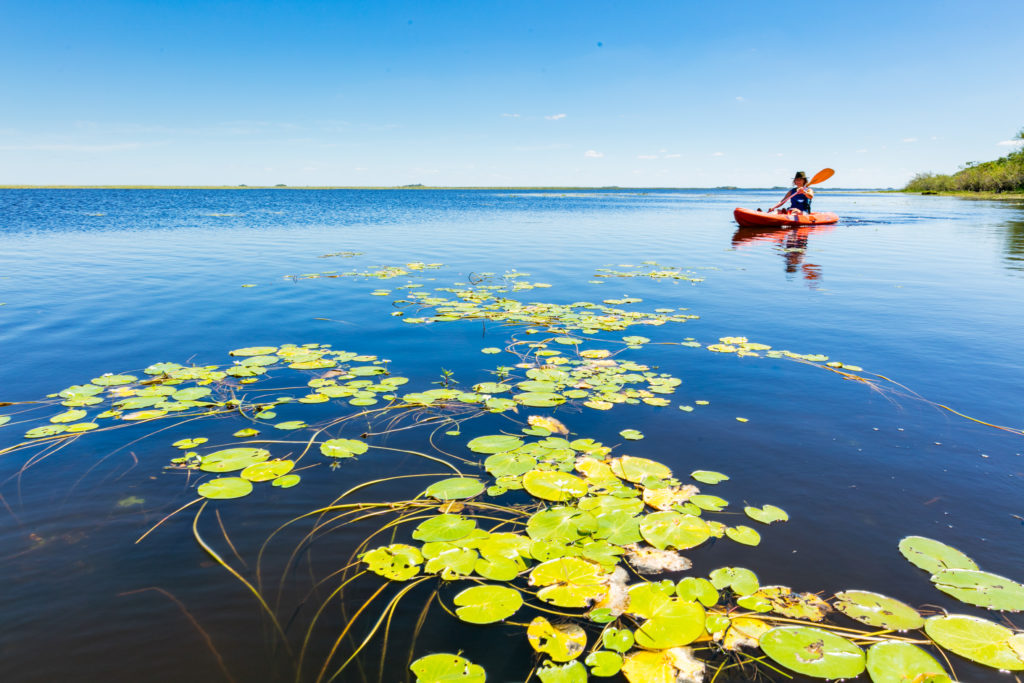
left=809, top=168, right=834, bottom=186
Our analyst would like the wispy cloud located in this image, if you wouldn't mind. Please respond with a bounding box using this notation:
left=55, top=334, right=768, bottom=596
left=998, top=139, right=1024, bottom=146
left=735, top=96, right=745, bottom=102
left=902, top=137, right=917, bottom=143
left=664, top=153, right=681, bottom=158
left=712, top=152, right=724, bottom=157
left=637, top=154, right=658, bottom=160
left=584, top=150, right=604, bottom=158
left=545, top=113, right=567, bottom=120
left=855, top=149, right=868, bottom=153
left=501, top=113, right=521, bottom=118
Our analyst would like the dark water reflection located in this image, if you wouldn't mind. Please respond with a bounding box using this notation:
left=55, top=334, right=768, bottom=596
left=1, top=189, right=1024, bottom=682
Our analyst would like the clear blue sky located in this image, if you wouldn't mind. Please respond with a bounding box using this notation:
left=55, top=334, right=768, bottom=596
left=2, top=0, right=1022, bottom=187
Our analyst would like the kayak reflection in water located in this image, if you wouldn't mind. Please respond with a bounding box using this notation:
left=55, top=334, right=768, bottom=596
left=768, top=171, right=814, bottom=215
left=731, top=223, right=831, bottom=289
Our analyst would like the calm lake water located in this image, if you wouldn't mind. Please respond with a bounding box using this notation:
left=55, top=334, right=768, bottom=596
left=1, top=188, right=1023, bottom=682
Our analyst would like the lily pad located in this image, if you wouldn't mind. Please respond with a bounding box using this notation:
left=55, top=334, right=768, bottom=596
left=833, top=590, right=924, bottom=630
left=423, top=477, right=485, bottom=501
left=199, top=447, right=271, bottom=473
left=924, top=614, right=1024, bottom=670
left=621, top=649, right=704, bottom=683
left=230, top=346, right=278, bottom=357
left=638, top=512, right=710, bottom=550
left=409, top=653, right=485, bottom=683
left=584, top=651, right=623, bottom=677
left=197, top=477, right=253, bottom=499
left=484, top=451, right=536, bottom=477
left=453, top=584, right=523, bottom=624
left=745, top=504, right=789, bottom=524
left=241, top=460, right=294, bottom=482
left=626, top=583, right=706, bottom=649
left=467, top=434, right=524, bottom=454
left=931, top=568, right=1024, bottom=611
left=709, top=567, right=759, bottom=596
left=760, top=626, right=866, bottom=679
left=865, top=642, right=951, bottom=683
left=529, top=557, right=609, bottom=608
left=272, top=474, right=300, bottom=488
left=690, top=470, right=728, bottom=484
left=412, top=514, right=476, bottom=542
left=363, top=543, right=423, bottom=581
left=320, top=438, right=368, bottom=458
left=898, top=536, right=978, bottom=574
left=619, top=429, right=643, bottom=440
left=527, top=616, right=587, bottom=661
left=273, top=420, right=307, bottom=430
left=537, top=661, right=587, bottom=683
left=522, top=470, right=588, bottom=502
left=610, top=456, right=672, bottom=483
left=725, top=525, right=761, bottom=546
left=527, top=507, right=597, bottom=542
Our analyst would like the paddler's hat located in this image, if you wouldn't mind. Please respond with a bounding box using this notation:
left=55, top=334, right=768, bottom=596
left=793, top=171, right=808, bottom=182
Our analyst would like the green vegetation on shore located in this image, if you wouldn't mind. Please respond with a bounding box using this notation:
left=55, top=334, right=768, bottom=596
left=905, top=128, right=1024, bottom=194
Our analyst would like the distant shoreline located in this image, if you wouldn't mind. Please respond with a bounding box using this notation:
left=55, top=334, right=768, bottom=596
left=889, top=189, right=1024, bottom=200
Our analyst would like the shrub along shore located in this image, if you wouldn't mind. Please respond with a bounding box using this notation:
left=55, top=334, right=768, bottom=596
left=905, top=129, right=1024, bottom=195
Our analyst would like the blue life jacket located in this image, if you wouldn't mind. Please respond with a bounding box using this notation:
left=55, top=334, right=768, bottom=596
left=786, top=187, right=812, bottom=212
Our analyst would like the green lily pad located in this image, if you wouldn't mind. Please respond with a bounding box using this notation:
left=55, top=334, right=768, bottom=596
left=274, top=420, right=307, bottom=430
left=241, top=460, right=294, bottom=482
left=50, top=409, right=87, bottom=424
left=91, top=374, right=137, bottom=386
left=865, top=642, right=951, bottom=683
left=898, top=536, right=978, bottom=574
left=760, top=626, right=866, bottom=679
left=527, top=616, right=587, bottom=661
left=25, top=425, right=69, bottom=438
left=584, top=651, right=623, bottom=677
left=172, top=387, right=213, bottom=401
left=689, top=494, right=728, bottom=511
left=199, top=447, right=271, bottom=473
left=472, top=382, right=511, bottom=394
left=424, top=546, right=478, bottom=579
left=516, top=392, right=566, bottom=407
left=467, top=434, right=524, bottom=454
left=638, top=512, right=710, bottom=550
left=423, top=477, right=485, bottom=501
left=233, top=428, right=260, bottom=437
left=610, top=456, right=671, bottom=483
left=726, top=525, right=761, bottom=546
left=924, top=614, right=1024, bottom=670
left=412, top=514, right=477, bottom=542
left=833, top=590, right=924, bottom=630
left=522, top=470, right=588, bottom=502
left=602, top=627, right=635, bottom=653
left=320, top=438, right=368, bottom=458
left=198, top=477, right=253, bottom=499
left=453, top=585, right=523, bottom=624
left=230, top=346, right=278, bottom=356
left=529, top=557, right=609, bottom=608
left=537, top=660, right=587, bottom=683
left=745, top=504, right=789, bottom=524
left=484, top=451, right=537, bottom=477
left=931, top=568, right=1024, bottom=611
left=625, top=583, right=706, bottom=649
left=410, top=653, right=485, bottom=683
left=272, top=474, right=300, bottom=488
left=527, top=507, right=597, bottom=542
left=690, top=470, right=729, bottom=484
left=709, top=567, right=759, bottom=596
left=173, top=437, right=209, bottom=449
left=619, top=429, right=643, bottom=440
left=676, top=577, right=719, bottom=607
left=363, top=543, right=423, bottom=581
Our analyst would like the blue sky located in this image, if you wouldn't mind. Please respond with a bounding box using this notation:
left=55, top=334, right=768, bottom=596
left=1, top=0, right=1022, bottom=187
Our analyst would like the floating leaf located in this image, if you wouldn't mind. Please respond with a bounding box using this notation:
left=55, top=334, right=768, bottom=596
left=898, top=536, right=978, bottom=574
left=522, top=470, right=588, bottom=502
left=689, top=494, right=727, bottom=511
left=423, top=478, right=485, bottom=501
left=638, top=512, right=710, bottom=550
left=931, top=568, right=1024, bottom=611
left=621, top=648, right=705, bottom=683
left=602, top=627, right=635, bottom=653
left=409, top=653, right=485, bottom=683
left=320, top=438, right=368, bottom=458
left=865, top=642, right=951, bottom=683
left=50, top=409, right=87, bottom=424
left=467, top=434, right=523, bottom=454
left=412, top=514, right=476, bottom=543
left=745, top=504, right=789, bottom=524
left=610, top=456, right=672, bottom=483
left=755, top=586, right=831, bottom=621
left=274, top=420, right=307, bottom=430
left=91, top=374, right=137, bottom=386
left=241, top=460, right=294, bottom=482
left=233, top=428, right=260, bottom=437
left=484, top=451, right=536, bottom=477
left=173, top=437, right=208, bottom=449
left=709, top=567, right=759, bottom=596
left=619, top=429, right=643, bottom=440
left=726, top=525, right=761, bottom=546
left=25, top=425, right=69, bottom=438
left=199, top=448, right=271, bottom=473
left=626, top=583, right=706, bottom=649
left=272, top=474, right=300, bottom=488
left=230, top=346, right=278, bottom=357
left=529, top=557, right=609, bottom=608
left=924, top=614, right=1024, bottom=670
left=453, top=585, right=523, bottom=624
left=584, top=651, right=623, bottom=677
left=676, top=577, right=719, bottom=607
left=537, top=661, right=587, bottom=683
left=833, top=590, right=924, bottom=630
left=198, top=477, right=253, bottom=499
left=527, top=507, right=597, bottom=542
left=690, top=470, right=728, bottom=484
left=527, top=616, right=587, bottom=661
left=760, top=626, right=866, bottom=679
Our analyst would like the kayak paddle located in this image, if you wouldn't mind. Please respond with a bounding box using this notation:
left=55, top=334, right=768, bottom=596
left=808, top=168, right=834, bottom=186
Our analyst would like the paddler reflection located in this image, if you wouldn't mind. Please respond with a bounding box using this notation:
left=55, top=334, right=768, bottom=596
left=731, top=223, right=834, bottom=288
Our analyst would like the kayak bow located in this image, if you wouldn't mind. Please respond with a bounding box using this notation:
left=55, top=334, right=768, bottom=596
left=733, top=207, right=839, bottom=228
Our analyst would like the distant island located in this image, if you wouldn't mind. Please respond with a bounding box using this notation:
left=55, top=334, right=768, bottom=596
left=905, top=128, right=1023, bottom=195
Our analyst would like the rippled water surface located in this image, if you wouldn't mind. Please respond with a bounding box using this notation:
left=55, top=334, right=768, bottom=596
left=1, top=189, right=1023, bottom=682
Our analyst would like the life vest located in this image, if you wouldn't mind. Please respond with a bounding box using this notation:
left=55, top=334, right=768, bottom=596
left=787, top=187, right=812, bottom=212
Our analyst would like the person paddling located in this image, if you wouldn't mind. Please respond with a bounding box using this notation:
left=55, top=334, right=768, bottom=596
left=769, top=171, right=813, bottom=215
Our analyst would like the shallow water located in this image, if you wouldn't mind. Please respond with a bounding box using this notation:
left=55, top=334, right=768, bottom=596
left=1, top=188, right=1023, bottom=682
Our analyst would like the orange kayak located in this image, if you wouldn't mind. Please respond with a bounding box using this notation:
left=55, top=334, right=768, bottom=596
left=733, top=207, right=839, bottom=228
